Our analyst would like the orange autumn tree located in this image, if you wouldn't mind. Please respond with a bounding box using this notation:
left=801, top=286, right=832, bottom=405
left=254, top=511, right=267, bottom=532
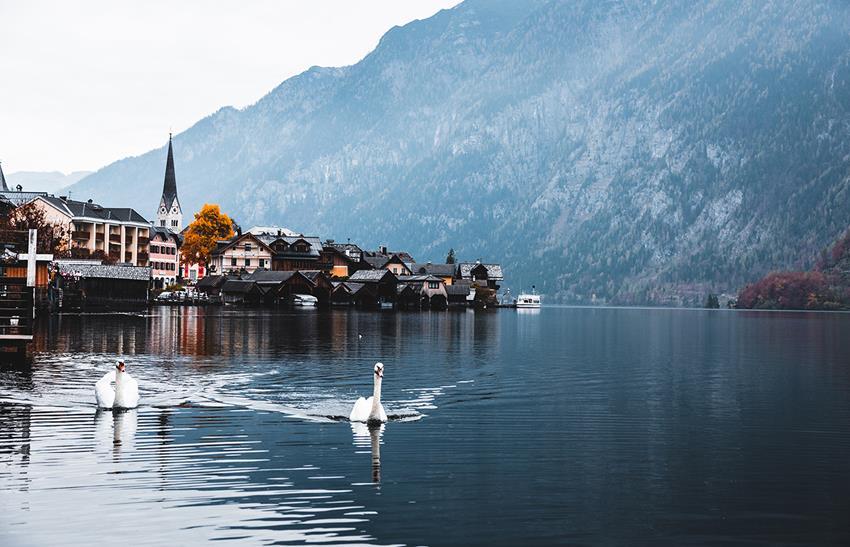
left=181, top=204, right=235, bottom=268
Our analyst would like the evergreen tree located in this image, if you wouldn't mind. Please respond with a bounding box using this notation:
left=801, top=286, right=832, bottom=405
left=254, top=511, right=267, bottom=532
left=446, top=248, right=455, bottom=264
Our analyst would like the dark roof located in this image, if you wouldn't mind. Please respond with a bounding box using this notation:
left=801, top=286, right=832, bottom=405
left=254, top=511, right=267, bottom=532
left=39, top=195, right=149, bottom=224
left=249, top=270, right=299, bottom=284
left=0, top=190, right=48, bottom=206
left=57, top=262, right=151, bottom=281
left=417, top=263, right=455, bottom=277
left=195, top=275, right=226, bottom=289
left=255, top=234, right=322, bottom=259
left=0, top=162, right=7, bottom=192
left=349, top=269, right=398, bottom=283
left=363, top=255, right=387, bottom=269
left=397, top=274, right=442, bottom=283
left=446, top=284, right=471, bottom=296
left=221, top=279, right=257, bottom=294
left=343, top=282, right=370, bottom=295
left=151, top=226, right=180, bottom=242
left=211, top=232, right=274, bottom=257
left=300, top=270, right=329, bottom=283
left=160, top=135, right=179, bottom=208
left=457, top=262, right=504, bottom=281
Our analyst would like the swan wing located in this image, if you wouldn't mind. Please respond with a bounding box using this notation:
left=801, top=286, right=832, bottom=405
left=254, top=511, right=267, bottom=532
left=376, top=402, right=388, bottom=423
left=349, top=396, right=372, bottom=422
left=95, top=371, right=116, bottom=408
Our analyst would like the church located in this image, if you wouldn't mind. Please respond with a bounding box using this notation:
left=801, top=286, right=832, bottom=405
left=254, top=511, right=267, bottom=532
left=150, top=135, right=183, bottom=287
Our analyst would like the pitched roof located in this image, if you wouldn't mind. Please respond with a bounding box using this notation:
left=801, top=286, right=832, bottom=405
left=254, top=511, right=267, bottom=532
left=417, top=263, right=455, bottom=277
left=57, top=262, right=151, bottom=281
left=363, top=255, right=388, bottom=269
left=160, top=135, right=179, bottom=208
left=195, top=275, right=226, bottom=289
left=349, top=269, right=398, bottom=283
left=211, top=232, right=274, bottom=256
left=0, top=190, right=48, bottom=206
left=446, top=284, right=471, bottom=296
left=255, top=234, right=322, bottom=259
left=249, top=270, right=299, bottom=284
left=151, top=225, right=180, bottom=242
left=457, top=262, right=504, bottom=281
left=221, top=279, right=257, bottom=294
left=38, top=196, right=149, bottom=224
left=397, top=274, right=442, bottom=283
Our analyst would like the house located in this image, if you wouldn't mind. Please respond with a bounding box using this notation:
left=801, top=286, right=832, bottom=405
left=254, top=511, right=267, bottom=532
left=300, top=270, right=334, bottom=305
left=30, top=196, right=151, bottom=266
left=348, top=269, right=399, bottom=306
left=194, top=274, right=227, bottom=297
left=220, top=279, right=262, bottom=305
left=248, top=270, right=316, bottom=305
left=331, top=281, right=377, bottom=307
left=319, top=244, right=361, bottom=278
left=210, top=233, right=274, bottom=274
left=456, top=262, right=504, bottom=290
left=446, top=283, right=472, bottom=307
left=325, top=240, right=364, bottom=261
left=150, top=226, right=180, bottom=288
left=362, top=253, right=413, bottom=276
left=264, top=234, right=323, bottom=271
left=416, top=263, right=455, bottom=285
left=397, top=274, right=448, bottom=309
left=54, top=261, right=151, bottom=309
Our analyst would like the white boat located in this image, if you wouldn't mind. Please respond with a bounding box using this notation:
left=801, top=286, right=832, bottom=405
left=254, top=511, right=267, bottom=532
left=293, top=294, right=318, bottom=307
left=516, top=288, right=541, bottom=308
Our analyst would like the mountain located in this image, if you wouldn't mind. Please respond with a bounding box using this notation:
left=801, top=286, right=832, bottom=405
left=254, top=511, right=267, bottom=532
left=8, top=171, right=92, bottom=194
left=67, top=0, right=850, bottom=304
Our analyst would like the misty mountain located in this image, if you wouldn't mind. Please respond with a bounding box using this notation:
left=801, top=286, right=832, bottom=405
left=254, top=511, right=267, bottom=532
left=8, top=170, right=92, bottom=194
left=67, top=0, right=850, bottom=304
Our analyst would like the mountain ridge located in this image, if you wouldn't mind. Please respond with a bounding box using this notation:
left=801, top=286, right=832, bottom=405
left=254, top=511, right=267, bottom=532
left=67, top=0, right=850, bottom=304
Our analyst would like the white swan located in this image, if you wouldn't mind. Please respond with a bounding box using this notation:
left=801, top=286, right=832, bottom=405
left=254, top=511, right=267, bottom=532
left=95, top=361, right=139, bottom=409
left=350, top=362, right=387, bottom=423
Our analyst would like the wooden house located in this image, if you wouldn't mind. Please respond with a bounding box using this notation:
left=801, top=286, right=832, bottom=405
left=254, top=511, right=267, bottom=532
left=456, top=262, right=504, bottom=290
left=220, top=279, right=262, bottom=305
left=416, top=263, right=455, bottom=285
left=210, top=233, right=274, bottom=274
left=348, top=269, right=399, bottom=307
left=397, top=274, right=449, bottom=309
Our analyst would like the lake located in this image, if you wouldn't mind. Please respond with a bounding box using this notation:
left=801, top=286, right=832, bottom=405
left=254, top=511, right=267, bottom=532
left=1, top=306, right=849, bottom=545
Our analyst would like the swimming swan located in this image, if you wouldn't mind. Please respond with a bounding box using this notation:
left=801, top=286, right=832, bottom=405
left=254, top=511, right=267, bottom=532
left=350, top=362, right=387, bottom=423
left=95, top=361, right=139, bottom=409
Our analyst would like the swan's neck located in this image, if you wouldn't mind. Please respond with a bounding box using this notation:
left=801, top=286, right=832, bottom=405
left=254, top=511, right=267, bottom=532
left=115, top=370, right=124, bottom=385
left=371, top=374, right=382, bottom=411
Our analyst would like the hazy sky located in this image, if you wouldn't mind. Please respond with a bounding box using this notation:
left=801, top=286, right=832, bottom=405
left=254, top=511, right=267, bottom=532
left=0, top=0, right=460, bottom=174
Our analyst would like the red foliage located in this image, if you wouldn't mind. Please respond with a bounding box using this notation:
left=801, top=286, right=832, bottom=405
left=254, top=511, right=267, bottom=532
left=737, top=271, right=838, bottom=310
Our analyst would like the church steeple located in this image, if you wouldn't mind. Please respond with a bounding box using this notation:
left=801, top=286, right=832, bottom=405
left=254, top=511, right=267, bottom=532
left=156, top=134, right=183, bottom=231
left=0, top=161, right=8, bottom=192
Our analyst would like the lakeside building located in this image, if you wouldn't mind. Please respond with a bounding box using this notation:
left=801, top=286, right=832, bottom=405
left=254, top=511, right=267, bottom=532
left=30, top=195, right=150, bottom=267
left=456, top=262, right=503, bottom=290
left=150, top=226, right=180, bottom=288
left=209, top=230, right=323, bottom=275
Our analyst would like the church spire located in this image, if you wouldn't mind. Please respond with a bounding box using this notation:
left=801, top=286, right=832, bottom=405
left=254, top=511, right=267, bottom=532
left=0, top=161, right=8, bottom=192
left=161, top=133, right=178, bottom=207
left=156, top=133, right=183, bottom=231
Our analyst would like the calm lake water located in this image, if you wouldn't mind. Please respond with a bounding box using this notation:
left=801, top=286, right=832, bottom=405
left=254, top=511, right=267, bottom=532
left=1, top=306, right=849, bottom=546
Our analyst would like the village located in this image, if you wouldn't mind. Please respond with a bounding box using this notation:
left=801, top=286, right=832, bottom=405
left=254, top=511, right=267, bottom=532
left=0, top=137, right=506, bottom=316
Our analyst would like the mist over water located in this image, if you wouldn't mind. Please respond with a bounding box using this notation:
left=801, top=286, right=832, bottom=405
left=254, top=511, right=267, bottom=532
left=1, top=307, right=850, bottom=545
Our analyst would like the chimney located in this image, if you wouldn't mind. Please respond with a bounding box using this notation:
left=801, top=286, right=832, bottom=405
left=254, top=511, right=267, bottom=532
left=16, top=184, right=22, bottom=192
left=380, top=245, right=387, bottom=255
left=87, top=198, right=93, bottom=204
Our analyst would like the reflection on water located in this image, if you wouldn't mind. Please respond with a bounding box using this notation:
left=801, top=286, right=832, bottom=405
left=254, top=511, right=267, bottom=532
left=1, top=307, right=850, bottom=545
left=351, top=422, right=384, bottom=484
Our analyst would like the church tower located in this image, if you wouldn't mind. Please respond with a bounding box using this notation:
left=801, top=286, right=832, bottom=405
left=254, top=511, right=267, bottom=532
left=156, top=134, right=183, bottom=231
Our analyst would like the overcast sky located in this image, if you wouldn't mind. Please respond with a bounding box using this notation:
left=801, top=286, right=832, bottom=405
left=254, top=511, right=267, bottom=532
left=0, top=0, right=460, bottom=174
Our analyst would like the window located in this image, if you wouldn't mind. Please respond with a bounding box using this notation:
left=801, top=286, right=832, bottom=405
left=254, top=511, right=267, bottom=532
left=245, top=244, right=252, bottom=252
left=231, top=257, right=237, bottom=266
left=160, top=220, right=165, bottom=227
left=171, top=220, right=178, bottom=227
left=259, top=259, right=265, bottom=268
left=245, top=258, right=251, bottom=267
left=428, top=281, right=439, bottom=289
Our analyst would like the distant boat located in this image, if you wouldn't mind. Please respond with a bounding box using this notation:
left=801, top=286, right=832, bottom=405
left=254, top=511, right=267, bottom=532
left=516, top=286, right=541, bottom=308
left=293, top=294, right=318, bottom=307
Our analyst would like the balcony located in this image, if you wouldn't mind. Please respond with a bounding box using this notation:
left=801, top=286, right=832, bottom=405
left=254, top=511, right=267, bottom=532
left=109, top=234, right=121, bottom=243
left=137, top=251, right=149, bottom=262
left=95, top=233, right=104, bottom=241
left=71, top=230, right=91, bottom=241
left=138, top=237, right=150, bottom=246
